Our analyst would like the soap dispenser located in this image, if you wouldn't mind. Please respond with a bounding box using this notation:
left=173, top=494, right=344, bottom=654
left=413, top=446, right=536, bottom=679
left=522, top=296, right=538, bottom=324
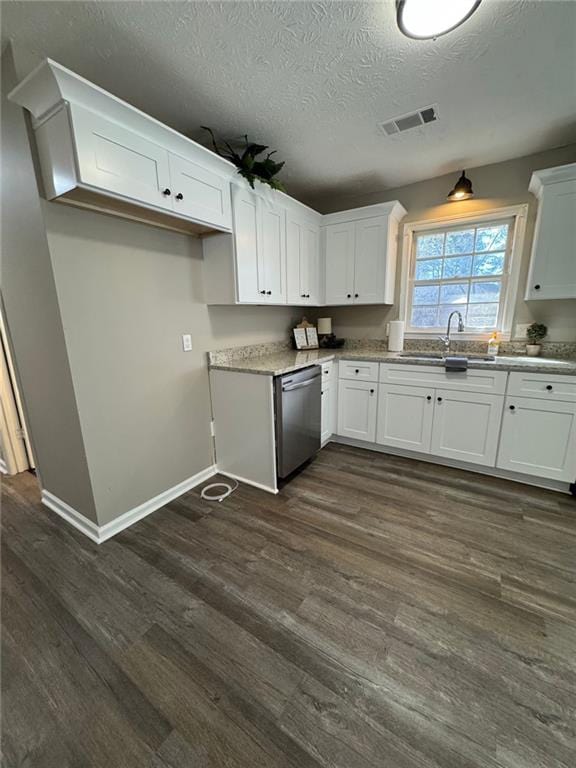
left=487, top=331, right=500, bottom=356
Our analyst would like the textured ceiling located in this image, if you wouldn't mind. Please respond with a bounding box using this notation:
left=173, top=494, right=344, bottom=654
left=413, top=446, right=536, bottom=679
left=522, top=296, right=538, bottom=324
left=2, top=0, right=575, bottom=210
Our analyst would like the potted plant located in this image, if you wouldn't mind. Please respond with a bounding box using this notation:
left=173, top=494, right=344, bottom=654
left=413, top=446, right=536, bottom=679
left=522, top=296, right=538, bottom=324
left=526, top=322, right=547, bottom=356
left=202, top=127, right=285, bottom=191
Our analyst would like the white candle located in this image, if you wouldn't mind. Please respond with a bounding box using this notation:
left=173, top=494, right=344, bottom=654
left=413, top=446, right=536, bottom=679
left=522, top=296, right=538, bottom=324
left=317, top=317, right=332, bottom=335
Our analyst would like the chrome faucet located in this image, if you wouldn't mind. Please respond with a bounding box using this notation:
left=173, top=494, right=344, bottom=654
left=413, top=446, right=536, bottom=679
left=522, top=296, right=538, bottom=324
left=438, top=310, right=464, bottom=354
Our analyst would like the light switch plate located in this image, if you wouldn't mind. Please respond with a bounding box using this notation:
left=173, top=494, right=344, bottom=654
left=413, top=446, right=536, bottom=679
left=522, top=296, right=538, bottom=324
left=182, top=334, right=192, bottom=352
left=514, top=323, right=530, bottom=340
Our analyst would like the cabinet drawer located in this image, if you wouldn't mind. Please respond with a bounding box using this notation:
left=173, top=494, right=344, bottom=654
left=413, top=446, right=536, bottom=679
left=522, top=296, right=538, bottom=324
left=379, top=364, right=508, bottom=395
left=339, top=360, right=379, bottom=382
left=507, top=372, right=576, bottom=403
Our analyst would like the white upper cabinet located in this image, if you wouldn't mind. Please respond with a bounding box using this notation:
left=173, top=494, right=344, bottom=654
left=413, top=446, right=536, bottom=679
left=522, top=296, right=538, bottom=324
left=168, top=152, right=232, bottom=231
left=525, top=163, right=576, bottom=300
left=325, top=223, right=356, bottom=304
left=71, top=104, right=174, bottom=211
left=323, top=203, right=406, bottom=305
left=233, top=186, right=261, bottom=303
left=259, top=202, right=287, bottom=303
left=9, top=59, right=234, bottom=234
left=286, top=211, right=321, bottom=305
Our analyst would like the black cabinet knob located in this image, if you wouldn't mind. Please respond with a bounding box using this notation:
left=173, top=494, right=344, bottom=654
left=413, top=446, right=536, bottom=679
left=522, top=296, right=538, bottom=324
left=175, top=193, right=183, bottom=200
left=260, top=290, right=266, bottom=295
left=162, top=188, right=171, bottom=195
left=437, top=397, right=443, bottom=402
left=426, top=395, right=432, bottom=401
left=301, top=294, right=306, bottom=298
left=546, top=385, right=553, bottom=391
left=306, top=294, right=310, bottom=298
left=355, top=293, right=359, bottom=298
left=266, top=291, right=272, bottom=295
left=509, top=405, right=516, bottom=411
left=355, top=369, right=359, bottom=374
left=370, top=389, right=375, bottom=394
left=321, top=390, right=324, bottom=396
left=347, top=294, right=351, bottom=298
left=534, top=284, right=541, bottom=290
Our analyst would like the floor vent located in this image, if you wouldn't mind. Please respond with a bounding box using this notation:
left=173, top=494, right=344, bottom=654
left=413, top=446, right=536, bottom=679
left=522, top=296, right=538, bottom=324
left=379, top=105, right=439, bottom=136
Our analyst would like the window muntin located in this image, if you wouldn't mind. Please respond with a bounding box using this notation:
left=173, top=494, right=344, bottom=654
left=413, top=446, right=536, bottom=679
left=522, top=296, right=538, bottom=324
left=408, top=219, right=514, bottom=332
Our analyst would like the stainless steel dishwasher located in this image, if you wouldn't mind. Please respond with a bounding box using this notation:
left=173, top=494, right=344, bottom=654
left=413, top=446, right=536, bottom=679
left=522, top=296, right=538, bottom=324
left=275, top=365, right=321, bottom=479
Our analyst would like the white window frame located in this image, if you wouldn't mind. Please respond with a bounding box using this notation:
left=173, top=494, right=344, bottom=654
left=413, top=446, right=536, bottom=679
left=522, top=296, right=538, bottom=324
left=399, top=205, right=528, bottom=341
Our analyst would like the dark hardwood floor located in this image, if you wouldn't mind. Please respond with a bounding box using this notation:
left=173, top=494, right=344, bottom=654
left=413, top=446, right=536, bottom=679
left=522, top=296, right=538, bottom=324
left=2, top=443, right=576, bottom=768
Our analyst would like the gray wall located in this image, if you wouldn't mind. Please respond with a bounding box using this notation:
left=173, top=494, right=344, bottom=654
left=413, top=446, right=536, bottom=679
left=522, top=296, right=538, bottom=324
left=1, top=46, right=97, bottom=521
left=43, top=203, right=302, bottom=526
left=321, top=144, right=576, bottom=342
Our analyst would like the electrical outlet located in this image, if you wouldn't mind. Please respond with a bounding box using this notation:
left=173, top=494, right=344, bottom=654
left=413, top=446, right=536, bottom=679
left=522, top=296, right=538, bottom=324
left=514, top=323, right=530, bottom=339
left=182, top=334, right=192, bottom=352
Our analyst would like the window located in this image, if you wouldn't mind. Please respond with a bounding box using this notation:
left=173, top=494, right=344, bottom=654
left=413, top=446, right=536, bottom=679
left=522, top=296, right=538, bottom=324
left=404, top=212, right=524, bottom=337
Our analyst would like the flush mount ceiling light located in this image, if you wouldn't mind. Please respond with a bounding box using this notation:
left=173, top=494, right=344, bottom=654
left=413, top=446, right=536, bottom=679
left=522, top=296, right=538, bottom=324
left=397, top=0, right=482, bottom=40
left=447, top=170, right=474, bottom=201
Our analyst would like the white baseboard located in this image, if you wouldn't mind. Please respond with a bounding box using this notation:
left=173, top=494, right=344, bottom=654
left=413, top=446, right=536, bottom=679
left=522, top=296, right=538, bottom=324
left=41, top=463, right=217, bottom=544
left=217, top=469, right=278, bottom=495
left=41, top=490, right=101, bottom=543
left=331, top=436, right=570, bottom=494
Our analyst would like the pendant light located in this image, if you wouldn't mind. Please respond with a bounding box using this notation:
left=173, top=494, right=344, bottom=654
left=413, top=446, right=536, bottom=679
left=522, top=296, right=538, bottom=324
left=447, top=171, right=474, bottom=201
left=397, top=0, right=482, bottom=40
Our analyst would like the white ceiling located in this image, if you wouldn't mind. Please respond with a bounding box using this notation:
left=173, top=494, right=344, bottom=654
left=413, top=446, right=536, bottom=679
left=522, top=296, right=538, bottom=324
left=2, top=0, right=575, bottom=210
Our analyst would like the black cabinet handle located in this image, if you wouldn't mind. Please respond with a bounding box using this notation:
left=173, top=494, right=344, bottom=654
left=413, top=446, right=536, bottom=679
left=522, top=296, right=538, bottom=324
left=162, top=188, right=171, bottom=196
left=509, top=405, right=515, bottom=411
left=437, top=397, right=443, bottom=403
left=546, top=385, right=553, bottom=391
left=534, top=284, right=541, bottom=290
left=426, top=395, right=432, bottom=401
left=175, top=193, right=183, bottom=200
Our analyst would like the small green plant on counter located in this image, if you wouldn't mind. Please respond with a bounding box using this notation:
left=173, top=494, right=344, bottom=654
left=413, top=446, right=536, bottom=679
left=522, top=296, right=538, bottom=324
left=202, top=127, right=285, bottom=191
left=526, top=323, right=547, bottom=344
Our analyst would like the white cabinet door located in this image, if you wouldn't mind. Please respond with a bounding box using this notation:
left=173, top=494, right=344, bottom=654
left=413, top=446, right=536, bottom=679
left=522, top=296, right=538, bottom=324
left=431, top=390, right=504, bottom=467
left=168, top=153, right=231, bottom=230
left=353, top=217, right=387, bottom=304
left=497, top=397, right=576, bottom=481
left=376, top=384, right=433, bottom=453
left=260, top=202, right=286, bottom=303
left=233, top=186, right=261, bottom=303
left=325, top=223, right=355, bottom=304
left=302, top=222, right=320, bottom=305
left=286, top=215, right=303, bottom=304
left=526, top=179, right=576, bottom=300
left=71, top=104, right=173, bottom=211
left=337, top=380, right=377, bottom=442
left=321, top=380, right=334, bottom=444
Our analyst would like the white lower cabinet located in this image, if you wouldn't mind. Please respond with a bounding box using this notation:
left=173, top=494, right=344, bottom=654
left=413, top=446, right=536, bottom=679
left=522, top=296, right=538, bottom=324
left=376, top=384, right=433, bottom=452
left=321, top=380, right=334, bottom=445
left=430, top=390, right=504, bottom=467
left=338, top=380, right=377, bottom=442
left=497, top=397, right=576, bottom=481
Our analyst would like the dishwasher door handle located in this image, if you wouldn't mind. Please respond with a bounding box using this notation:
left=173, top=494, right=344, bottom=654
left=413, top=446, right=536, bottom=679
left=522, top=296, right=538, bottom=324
left=282, top=378, right=319, bottom=392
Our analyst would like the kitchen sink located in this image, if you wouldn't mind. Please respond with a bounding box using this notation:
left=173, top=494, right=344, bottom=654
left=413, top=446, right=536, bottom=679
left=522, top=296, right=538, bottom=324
left=399, top=352, right=496, bottom=362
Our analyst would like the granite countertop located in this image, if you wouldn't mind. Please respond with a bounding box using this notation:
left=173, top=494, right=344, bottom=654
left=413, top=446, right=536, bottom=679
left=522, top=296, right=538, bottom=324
left=209, top=348, right=576, bottom=376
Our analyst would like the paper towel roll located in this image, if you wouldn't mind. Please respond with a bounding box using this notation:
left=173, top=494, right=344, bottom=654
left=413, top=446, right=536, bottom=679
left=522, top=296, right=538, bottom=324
left=388, top=320, right=405, bottom=352
left=317, top=317, right=332, bottom=335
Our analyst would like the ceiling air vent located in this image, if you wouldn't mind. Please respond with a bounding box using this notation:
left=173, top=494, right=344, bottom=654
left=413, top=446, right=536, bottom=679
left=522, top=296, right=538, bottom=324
left=379, top=105, right=439, bottom=136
